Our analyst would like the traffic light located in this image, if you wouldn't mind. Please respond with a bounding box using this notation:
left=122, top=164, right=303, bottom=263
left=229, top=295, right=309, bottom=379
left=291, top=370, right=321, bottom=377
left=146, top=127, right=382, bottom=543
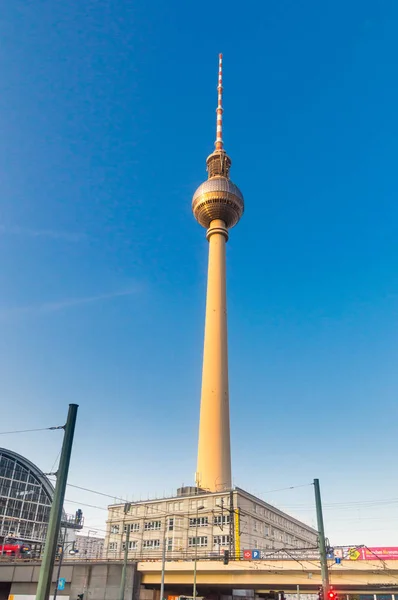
left=327, top=590, right=336, bottom=600
left=77, top=594, right=84, bottom=600
left=223, top=550, right=230, bottom=565
left=317, top=586, right=324, bottom=600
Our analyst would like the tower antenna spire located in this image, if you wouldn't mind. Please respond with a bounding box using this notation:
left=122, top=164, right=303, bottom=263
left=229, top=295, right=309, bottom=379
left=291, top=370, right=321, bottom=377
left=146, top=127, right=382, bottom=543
left=192, top=54, right=244, bottom=493
left=215, top=53, right=224, bottom=150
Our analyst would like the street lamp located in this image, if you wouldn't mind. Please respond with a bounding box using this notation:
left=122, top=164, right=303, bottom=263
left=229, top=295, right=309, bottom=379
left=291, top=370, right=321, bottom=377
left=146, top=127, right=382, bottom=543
left=53, top=530, right=78, bottom=600
left=192, top=505, right=205, bottom=600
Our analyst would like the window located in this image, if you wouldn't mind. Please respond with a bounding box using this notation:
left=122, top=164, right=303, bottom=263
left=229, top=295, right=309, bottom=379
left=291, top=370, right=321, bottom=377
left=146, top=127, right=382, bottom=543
left=168, top=518, right=174, bottom=531
left=109, top=542, right=118, bottom=551
left=167, top=537, right=173, bottom=551
left=110, top=525, right=119, bottom=534
left=253, top=503, right=258, bottom=513
left=213, top=515, right=230, bottom=526
left=189, top=517, right=208, bottom=527
left=143, top=539, right=160, bottom=549
left=253, top=539, right=258, bottom=549
left=214, top=535, right=229, bottom=546
left=124, top=523, right=140, bottom=533
left=264, top=526, right=269, bottom=536
left=122, top=541, right=138, bottom=550
left=144, top=520, right=161, bottom=531
left=253, top=520, right=258, bottom=532
left=188, top=536, right=208, bottom=547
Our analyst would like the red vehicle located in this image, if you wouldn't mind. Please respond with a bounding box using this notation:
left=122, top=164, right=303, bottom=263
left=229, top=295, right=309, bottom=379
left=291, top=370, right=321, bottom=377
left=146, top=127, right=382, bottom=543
left=0, top=540, right=31, bottom=556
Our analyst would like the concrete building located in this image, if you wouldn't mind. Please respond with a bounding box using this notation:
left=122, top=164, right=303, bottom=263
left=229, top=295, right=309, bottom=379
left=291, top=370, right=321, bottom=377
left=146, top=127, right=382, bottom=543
left=75, top=534, right=104, bottom=559
left=105, top=487, right=317, bottom=561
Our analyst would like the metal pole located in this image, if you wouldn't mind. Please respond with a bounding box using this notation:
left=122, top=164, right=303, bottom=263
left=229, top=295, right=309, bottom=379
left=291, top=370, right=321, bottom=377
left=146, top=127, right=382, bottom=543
left=297, top=584, right=300, bottom=600
left=36, top=404, right=78, bottom=600
left=314, top=479, right=329, bottom=594
left=193, top=507, right=199, bottom=600
left=160, top=522, right=167, bottom=600
left=229, top=490, right=234, bottom=559
left=119, top=508, right=131, bottom=600
left=53, top=528, right=66, bottom=600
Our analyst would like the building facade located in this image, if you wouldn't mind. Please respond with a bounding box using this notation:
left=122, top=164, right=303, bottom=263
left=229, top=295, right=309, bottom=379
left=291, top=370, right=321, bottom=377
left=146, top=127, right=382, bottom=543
left=105, top=487, right=317, bottom=560
left=75, top=534, right=104, bottom=559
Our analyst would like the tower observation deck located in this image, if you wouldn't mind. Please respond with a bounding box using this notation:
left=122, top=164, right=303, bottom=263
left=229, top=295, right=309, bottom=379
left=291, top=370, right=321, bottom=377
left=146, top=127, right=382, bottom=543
left=192, top=54, right=244, bottom=492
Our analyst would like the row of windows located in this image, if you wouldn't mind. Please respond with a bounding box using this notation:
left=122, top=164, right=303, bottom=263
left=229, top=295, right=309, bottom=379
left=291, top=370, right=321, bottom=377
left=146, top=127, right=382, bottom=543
left=144, top=521, right=161, bottom=531
left=188, top=537, right=208, bottom=547
left=252, top=503, right=311, bottom=538
left=112, top=496, right=231, bottom=517
left=251, top=519, right=302, bottom=545
left=108, top=536, right=230, bottom=551
left=214, top=535, right=230, bottom=546
left=109, top=514, right=230, bottom=535
left=252, top=537, right=304, bottom=549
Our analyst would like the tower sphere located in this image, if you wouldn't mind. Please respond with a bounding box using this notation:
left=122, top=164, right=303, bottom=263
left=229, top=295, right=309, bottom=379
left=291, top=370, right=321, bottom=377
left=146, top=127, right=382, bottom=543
left=192, top=174, right=244, bottom=230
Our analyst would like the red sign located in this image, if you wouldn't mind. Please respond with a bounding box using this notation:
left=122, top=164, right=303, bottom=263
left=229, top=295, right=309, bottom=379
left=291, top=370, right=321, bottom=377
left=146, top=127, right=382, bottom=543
left=347, top=547, right=398, bottom=560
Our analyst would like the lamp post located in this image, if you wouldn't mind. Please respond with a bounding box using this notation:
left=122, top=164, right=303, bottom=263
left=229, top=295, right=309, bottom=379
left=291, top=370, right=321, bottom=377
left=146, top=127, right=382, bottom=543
left=53, top=529, right=78, bottom=600
left=192, top=505, right=205, bottom=600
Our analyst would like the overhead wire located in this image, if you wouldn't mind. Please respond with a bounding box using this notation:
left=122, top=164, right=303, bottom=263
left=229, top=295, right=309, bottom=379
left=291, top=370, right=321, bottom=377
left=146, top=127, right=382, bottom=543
left=0, top=426, right=64, bottom=435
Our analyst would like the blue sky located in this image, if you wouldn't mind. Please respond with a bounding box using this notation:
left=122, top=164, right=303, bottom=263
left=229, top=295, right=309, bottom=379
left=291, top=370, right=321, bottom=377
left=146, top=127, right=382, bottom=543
left=1, top=0, right=398, bottom=547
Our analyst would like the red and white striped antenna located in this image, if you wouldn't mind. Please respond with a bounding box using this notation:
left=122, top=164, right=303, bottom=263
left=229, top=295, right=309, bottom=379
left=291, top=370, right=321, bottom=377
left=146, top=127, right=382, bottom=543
left=215, top=53, right=224, bottom=151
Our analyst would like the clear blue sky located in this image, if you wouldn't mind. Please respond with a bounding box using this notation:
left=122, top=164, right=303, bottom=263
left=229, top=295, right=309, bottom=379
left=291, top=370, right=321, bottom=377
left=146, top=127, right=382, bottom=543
left=1, top=0, right=398, bottom=547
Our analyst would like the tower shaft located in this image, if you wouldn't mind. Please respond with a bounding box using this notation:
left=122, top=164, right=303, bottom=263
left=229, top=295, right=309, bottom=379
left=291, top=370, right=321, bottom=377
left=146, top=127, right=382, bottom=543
left=196, top=219, right=231, bottom=492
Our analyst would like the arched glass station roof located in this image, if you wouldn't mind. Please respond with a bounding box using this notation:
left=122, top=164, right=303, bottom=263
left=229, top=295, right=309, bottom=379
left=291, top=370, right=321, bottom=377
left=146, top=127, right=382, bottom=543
left=0, top=448, right=54, bottom=543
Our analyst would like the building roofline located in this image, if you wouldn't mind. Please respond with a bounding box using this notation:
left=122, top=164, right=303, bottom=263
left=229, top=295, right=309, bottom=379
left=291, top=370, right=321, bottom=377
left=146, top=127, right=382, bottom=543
left=107, top=489, right=231, bottom=510
left=106, top=485, right=317, bottom=535
left=235, top=486, right=317, bottom=534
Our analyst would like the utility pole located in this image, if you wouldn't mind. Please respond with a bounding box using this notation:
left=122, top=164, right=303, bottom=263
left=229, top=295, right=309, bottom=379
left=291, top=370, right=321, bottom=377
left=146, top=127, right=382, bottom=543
left=36, top=404, right=78, bottom=600
left=192, top=505, right=204, bottom=600
left=229, top=491, right=234, bottom=559
left=160, top=521, right=167, bottom=600
left=119, top=504, right=131, bottom=600
left=314, top=479, right=329, bottom=595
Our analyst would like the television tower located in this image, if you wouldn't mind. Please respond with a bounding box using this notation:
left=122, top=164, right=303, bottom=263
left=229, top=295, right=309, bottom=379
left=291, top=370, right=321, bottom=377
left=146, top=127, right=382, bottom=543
left=192, top=54, right=244, bottom=492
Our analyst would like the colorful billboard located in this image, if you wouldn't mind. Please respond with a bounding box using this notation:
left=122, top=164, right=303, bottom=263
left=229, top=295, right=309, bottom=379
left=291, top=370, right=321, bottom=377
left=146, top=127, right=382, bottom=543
left=347, top=547, right=398, bottom=561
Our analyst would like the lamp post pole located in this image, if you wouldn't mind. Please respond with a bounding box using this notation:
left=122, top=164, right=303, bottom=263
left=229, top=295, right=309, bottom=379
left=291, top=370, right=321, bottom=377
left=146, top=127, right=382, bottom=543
left=53, top=527, right=66, bottom=600
left=160, top=521, right=167, bottom=600
left=192, top=505, right=204, bottom=600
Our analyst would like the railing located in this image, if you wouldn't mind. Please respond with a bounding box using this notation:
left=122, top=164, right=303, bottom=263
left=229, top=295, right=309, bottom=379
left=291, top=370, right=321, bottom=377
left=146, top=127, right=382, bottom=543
left=0, top=548, right=322, bottom=564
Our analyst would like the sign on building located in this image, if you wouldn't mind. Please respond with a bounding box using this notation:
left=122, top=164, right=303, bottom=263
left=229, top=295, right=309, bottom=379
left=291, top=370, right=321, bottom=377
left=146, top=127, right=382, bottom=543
left=58, top=578, right=66, bottom=591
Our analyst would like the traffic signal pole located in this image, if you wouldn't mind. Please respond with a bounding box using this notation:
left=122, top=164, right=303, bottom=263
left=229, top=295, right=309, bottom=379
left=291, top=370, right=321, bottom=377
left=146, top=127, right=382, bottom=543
left=36, top=404, right=79, bottom=600
left=314, top=479, right=330, bottom=595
